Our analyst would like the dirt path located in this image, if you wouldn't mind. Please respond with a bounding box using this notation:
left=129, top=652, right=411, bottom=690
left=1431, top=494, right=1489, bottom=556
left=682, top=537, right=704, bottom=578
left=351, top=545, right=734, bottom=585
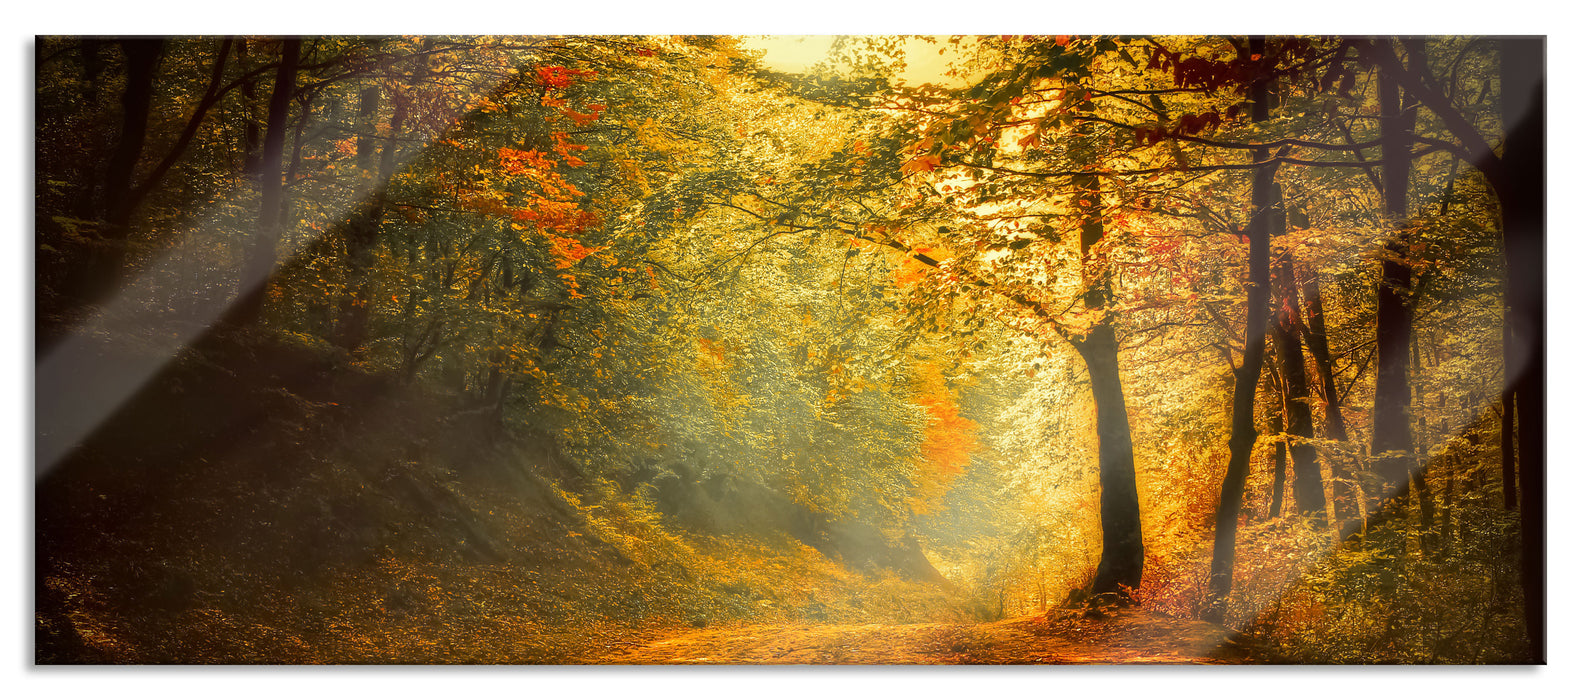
left=590, top=610, right=1267, bottom=665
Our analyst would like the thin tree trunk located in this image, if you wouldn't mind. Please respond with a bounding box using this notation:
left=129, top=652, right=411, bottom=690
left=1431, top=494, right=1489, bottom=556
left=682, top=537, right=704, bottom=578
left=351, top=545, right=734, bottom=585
left=1268, top=404, right=1286, bottom=519
left=1274, top=254, right=1327, bottom=525
left=80, top=38, right=107, bottom=110
left=226, top=39, right=300, bottom=328
left=282, top=94, right=310, bottom=220
left=1411, top=336, right=1436, bottom=552
left=333, top=85, right=386, bottom=349
left=1204, top=38, right=1276, bottom=625
left=236, top=39, right=263, bottom=178
left=1437, top=393, right=1456, bottom=551
left=355, top=85, right=381, bottom=176
left=73, top=39, right=109, bottom=218
left=1443, top=447, right=1460, bottom=548
left=1298, top=265, right=1363, bottom=536
left=338, top=41, right=434, bottom=352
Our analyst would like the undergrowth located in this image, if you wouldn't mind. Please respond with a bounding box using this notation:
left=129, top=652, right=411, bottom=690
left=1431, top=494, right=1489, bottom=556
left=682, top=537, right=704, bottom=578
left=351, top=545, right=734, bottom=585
left=36, top=333, right=969, bottom=663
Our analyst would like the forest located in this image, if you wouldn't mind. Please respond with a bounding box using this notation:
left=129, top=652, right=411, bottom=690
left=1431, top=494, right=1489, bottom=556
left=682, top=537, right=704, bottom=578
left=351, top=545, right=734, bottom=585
left=34, top=34, right=1544, bottom=664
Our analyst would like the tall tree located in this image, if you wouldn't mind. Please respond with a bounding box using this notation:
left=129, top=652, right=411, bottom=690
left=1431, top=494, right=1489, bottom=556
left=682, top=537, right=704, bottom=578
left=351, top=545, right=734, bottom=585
left=1070, top=133, right=1145, bottom=599
left=337, top=39, right=435, bottom=352
left=100, top=39, right=164, bottom=229
left=1368, top=39, right=1416, bottom=513
left=1369, top=45, right=1544, bottom=658
left=1297, top=264, right=1361, bottom=533
left=1273, top=230, right=1327, bottom=525
left=816, top=37, right=1156, bottom=601
left=236, top=38, right=263, bottom=178
left=227, top=38, right=300, bottom=328
left=1267, top=379, right=1287, bottom=519
left=69, top=39, right=163, bottom=308
left=114, top=39, right=238, bottom=231
left=1204, top=37, right=1279, bottom=625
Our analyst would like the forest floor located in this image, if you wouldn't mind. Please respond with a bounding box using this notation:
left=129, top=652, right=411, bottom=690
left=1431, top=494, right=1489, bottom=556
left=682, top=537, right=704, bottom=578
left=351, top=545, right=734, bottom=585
left=588, top=608, right=1270, bottom=664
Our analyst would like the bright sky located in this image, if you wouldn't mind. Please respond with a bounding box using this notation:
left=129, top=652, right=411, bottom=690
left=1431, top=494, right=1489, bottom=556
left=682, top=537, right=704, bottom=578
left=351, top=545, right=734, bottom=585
left=741, top=35, right=970, bottom=87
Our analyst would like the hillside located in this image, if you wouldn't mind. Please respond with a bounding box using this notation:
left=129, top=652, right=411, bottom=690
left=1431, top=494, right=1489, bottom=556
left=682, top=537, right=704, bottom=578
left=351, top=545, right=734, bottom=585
left=36, top=331, right=967, bottom=664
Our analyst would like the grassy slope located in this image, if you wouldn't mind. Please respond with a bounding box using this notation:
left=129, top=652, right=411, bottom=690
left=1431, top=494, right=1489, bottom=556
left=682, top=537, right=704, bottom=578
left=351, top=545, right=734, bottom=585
left=36, top=330, right=967, bottom=664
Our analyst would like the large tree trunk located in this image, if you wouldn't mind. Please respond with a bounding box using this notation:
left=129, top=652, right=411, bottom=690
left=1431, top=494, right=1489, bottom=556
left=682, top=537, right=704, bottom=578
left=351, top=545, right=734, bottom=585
left=1273, top=254, right=1327, bottom=525
left=1368, top=41, right=1415, bottom=513
left=1071, top=166, right=1144, bottom=600
left=1499, top=36, right=1545, bottom=665
left=1204, top=38, right=1276, bottom=625
left=1074, top=326, right=1144, bottom=599
left=226, top=39, right=300, bottom=329
left=101, top=39, right=164, bottom=229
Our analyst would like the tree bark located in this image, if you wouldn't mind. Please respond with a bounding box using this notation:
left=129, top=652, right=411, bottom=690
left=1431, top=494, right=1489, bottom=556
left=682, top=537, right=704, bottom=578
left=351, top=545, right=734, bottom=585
left=1274, top=254, right=1327, bottom=525
left=334, top=88, right=389, bottom=351
left=337, top=41, right=434, bottom=352
left=1412, top=338, right=1436, bottom=552
left=71, top=39, right=110, bottom=219
left=1372, top=36, right=1544, bottom=660
left=70, top=39, right=163, bottom=308
left=101, top=39, right=164, bottom=229
left=236, top=38, right=263, bottom=178
left=116, top=39, right=233, bottom=228
left=1074, top=326, right=1144, bottom=599
left=1071, top=165, right=1144, bottom=600
left=1368, top=40, right=1415, bottom=512
left=80, top=38, right=107, bottom=110
left=1268, top=404, right=1286, bottom=519
left=1300, top=270, right=1346, bottom=442
left=226, top=39, right=300, bottom=328
left=1298, top=265, right=1362, bottom=534
left=355, top=85, right=381, bottom=175
left=1204, top=38, right=1276, bottom=624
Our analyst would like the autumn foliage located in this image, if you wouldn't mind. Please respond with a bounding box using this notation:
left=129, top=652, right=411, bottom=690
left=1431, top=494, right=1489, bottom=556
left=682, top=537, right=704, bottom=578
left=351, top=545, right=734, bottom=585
left=34, top=34, right=1539, bottom=665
